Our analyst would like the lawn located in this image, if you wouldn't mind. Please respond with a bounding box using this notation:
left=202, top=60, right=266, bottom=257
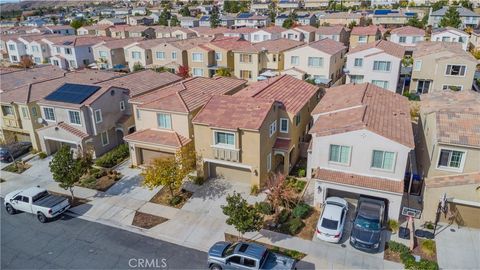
left=132, top=211, right=168, bottom=229
left=2, top=162, right=31, bottom=174
left=149, top=187, right=193, bottom=209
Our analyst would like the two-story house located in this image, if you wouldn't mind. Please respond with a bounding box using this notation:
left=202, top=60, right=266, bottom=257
left=431, top=27, right=469, bottom=51
left=125, top=76, right=246, bottom=166
left=282, top=25, right=318, bottom=43
left=18, top=34, right=56, bottom=64
left=77, top=25, right=112, bottom=37
left=92, top=38, right=142, bottom=69
left=349, top=25, right=382, bottom=49
left=283, top=38, right=346, bottom=85
left=44, top=25, right=75, bottom=35
left=205, top=37, right=252, bottom=75
left=410, top=42, right=476, bottom=94
left=179, top=17, right=200, bottom=28
left=417, top=90, right=480, bottom=228
left=345, top=40, right=405, bottom=93
left=250, top=26, right=285, bottom=43
left=388, top=26, right=425, bottom=52
left=193, top=75, right=320, bottom=187
left=234, top=13, right=270, bottom=28
left=429, top=6, right=480, bottom=29
left=224, top=27, right=257, bottom=42
left=317, top=12, right=363, bottom=26
left=187, top=44, right=216, bottom=77
left=123, top=38, right=175, bottom=71
left=5, top=36, right=27, bottom=63
left=315, top=26, right=350, bottom=45
left=307, top=83, right=414, bottom=220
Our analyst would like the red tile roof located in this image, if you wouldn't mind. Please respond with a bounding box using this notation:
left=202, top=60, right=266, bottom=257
left=294, top=25, right=318, bottom=33
left=313, top=168, right=404, bottom=194
left=315, top=25, right=345, bottom=35
left=273, top=138, right=291, bottom=150
left=37, top=122, right=89, bottom=139
left=390, top=26, right=425, bottom=36
left=258, top=26, right=285, bottom=34
left=0, top=65, right=66, bottom=92
left=310, top=83, right=414, bottom=148
left=351, top=25, right=381, bottom=36
left=93, top=37, right=144, bottom=49
left=235, top=38, right=304, bottom=53
left=307, top=38, right=347, bottom=55
left=348, top=40, right=405, bottom=59
left=235, top=75, right=319, bottom=114
left=425, top=172, right=480, bottom=188
left=207, top=37, right=252, bottom=51
left=124, top=129, right=191, bottom=148
left=192, top=95, right=274, bottom=130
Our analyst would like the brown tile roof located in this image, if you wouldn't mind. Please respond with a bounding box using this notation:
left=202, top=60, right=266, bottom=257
left=235, top=38, right=304, bottom=53
left=307, top=38, right=347, bottom=55
left=348, top=40, right=405, bottom=59
left=390, top=26, right=425, bottom=36
left=412, top=41, right=476, bottom=62
left=420, top=90, right=480, bottom=148
left=294, top=25, right=318, bottom=33
left=315, top=25, right=345, bottom=35
left=351, top=25, right=380, bottom=36
left=425, top=172, right=480, bottom=188
left=321, top=12, right=362, bottom=20
left=313, top=168, right=404, bottom=194
left=310, top=83, right=414, bottom=148
left=80, top=24, right=112, bottom=31
left=207, top=37, right=252, bottom=51
left=37, top=121, right=89, bottom=139
left=93, top=37, right=144, bottom=49
left=124, top=129, right=191, bottom=148
left=157, top=37, right=212, bottom=50
left=258, top=26, right=285, bottom=34
left=0, top=65, right=66, bottom=92
left=235, top=75, right=319, bottom=114
left=132, top=76, right=246, bottom=113
left=127, top=37, right=178, bottom=49
left=45, top=35, right=114, bottom=47
left=190, top=26, right=228, bottom=36
left=225, top=27, right=260, bottom=34
left=192, top=95, right=274, bottom=130
left=273, top=138, right=291, bottom=150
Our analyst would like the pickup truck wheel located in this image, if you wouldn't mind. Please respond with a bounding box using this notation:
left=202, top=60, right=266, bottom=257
left=210, top=264, right=222, bottom=270
left=5, top=204, right=16, bottom=215
left=37, top=213, right=47, bottom=223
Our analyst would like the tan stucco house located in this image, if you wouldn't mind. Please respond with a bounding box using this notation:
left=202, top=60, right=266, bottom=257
left=349, top=25, right=382, bottom=49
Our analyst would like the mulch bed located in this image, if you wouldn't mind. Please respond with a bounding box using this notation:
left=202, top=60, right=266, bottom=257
left=76, top=170, right=122, bottom=192
left=93, top=175, right=118, bottom=192
left=413, top=238, right=437, bottom=262
left=296, top=209, right=320, bottom=240
left=132, top=211, right=168, bottom=229
left=149, top=187, right=193, bottom=209
left=384, top=246, right=402, bottom=263
left=2, top=162, right=31, bottom=174
left=49, top=191, right=90, bottom=208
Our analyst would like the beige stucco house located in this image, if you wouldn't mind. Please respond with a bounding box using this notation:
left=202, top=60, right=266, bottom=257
left=317, top=12, right=363, bottom=26
left=92, top=38, right=141, bottom=69
left=349, top=25, right=382, bottom=49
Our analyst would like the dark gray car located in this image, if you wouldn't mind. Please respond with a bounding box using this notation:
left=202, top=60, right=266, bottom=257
left=0, top=142, right=32, bottom=163
left=349, top=197, right=386, bottom=253
left=207, top=241, right=296, bottom=270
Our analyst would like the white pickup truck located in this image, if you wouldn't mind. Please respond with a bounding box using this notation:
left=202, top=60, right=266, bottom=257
left=4, top=187, right=70, bottom=223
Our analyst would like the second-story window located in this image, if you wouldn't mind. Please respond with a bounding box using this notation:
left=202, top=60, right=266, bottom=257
left=329, top=144, right=351, bottom=165
left=290, top=56, right=299, bottom=65
left=32, top=45, right=39, bottom=52
left=156, top=51, right=165, bottom=60
left=269, top=120, right=277, bottom=137
left=192, top=52, right=203, bottom=62
left=240, top=54, right=252, bottom=63
left=280, top=118, right=289, bottom=133
left=43, top=107, right=55, bottom=121
left=445, top=65, right=466, bottom=76
left=65, top=48, right=72, bottom=55
left=373, top=61, right=391, bottom=72
left=99, top=51, right=108, bottom=58
left=215, top=52, right=222, bottom=61
left=136, top=108, right=141, bottom=120
left=371, top=150, right=396, bottom=171
left=354, top=58, right=363, bottom=67
left=1, top=105, right=14, bottom=116
left=414, top=60, right=422, bottom=71
left=295, top=113, right=301, bottom=126
left=157, top=113, right=172, bottom=129
left=358, top=35, right=367, bottom=43
left=68, top=110, right=81, bottom=125
left=8, top=44, right=15, bottom=51
left=94, top=109, right=103, bottom=123
left=308, top=57, right=323, bottom=68
left=21, top=107, right=29, bottom=119
left=399, top=36, right=406, bottom=43
left=56, top=47, right=60, bottom=54
left=31, top=107, right=37, bottom=117
left=214, top=131, right=235, bottom=148
left=437, top=149, right=464, bottom=170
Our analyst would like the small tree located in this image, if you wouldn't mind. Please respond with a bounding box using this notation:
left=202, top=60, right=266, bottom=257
left=439, top=6, right=462, bottom=28
left=19, top=56, right=34, bottom=69
left=142, top=157, right=182, bottom=197
left=132, top=62, right=144, bottom=72
left=177, top=65, right=190, bottom=78
left=49, top=145, right=87, bottom=201
left=216, top=67, right=232, bottom=77
left=179, top=5, right=191, bottom=17
left=265, top=173, right=298, bottom=223
left=348, top=21, right=357, bottom=29
left=407, top=14, right=424, bottom=28
left=432, top=0, right=448, bottom=11
left=170, top=15, right=180, bottom=27
left=70, top=18, right=85, bottom=30
left=158, top=7, right=171, bottom=26
left=282, top=18, right=295, bottom=29
left=210, top=5, right=220, bottom=28
left=221, top=192, right=264, bottom=239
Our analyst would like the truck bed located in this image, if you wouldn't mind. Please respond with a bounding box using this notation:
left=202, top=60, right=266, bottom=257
left=33, top=194, right=67, bottom=208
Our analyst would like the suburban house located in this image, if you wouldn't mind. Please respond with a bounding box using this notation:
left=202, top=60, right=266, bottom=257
left=388, top=26, right=425, bottom=51
left=127, top=16, right=154, bottom=26
left=125, top=76, right=246, bottom=166
left=282, top=25, right=318, bottom=43
left=250, top=26, right=285, bottom=43
left=429, top=6, right=480, bottom=29
left=224, top=27, right=257, bottom=42
left=180, top=17, right=200, bottom=28
left=317, top=12, right=363, bottom=26
left=315, top=25, right=350, bottom=45
left=186, top=44, right=216, bottom=77
left=193, top=75, right=320, bottom=187
left=77, top=25, right=112, bottom=36
left=5, top=36, right=27, bottom=63
left=431, top=27, right=470, bottom=51
left=410, top=42, right=476, bottom=94
left=190, top=27, right=227, bottom=38
left=132, top=7, right=147, bottom=16
left=44, top=25, right=75, bottom=35
left=417, top=90, right=480, bottom=228
left=278, top=0, right=302, bottom=10
left=297, top=13, right=317, bottom=26
left=234, top=13, right=270, bottom=28
left=92, top=38, right=142, bottom=69
left=345, top=40, right=404, bottom=93
left=307, top=83, right=414, bottom=220
left=98, top=18, right=126, bottom=26
left=18, top=34, right=56, bottom=65
left=123, top=38, right=175, bottom=71
left=349, top=25, right=382, bottom=48
left=150, top=26, right=196, bottom=39
left=205, top=37, right=252, bottom=75
left=251, top=1, right=271, bottom=13
left=35, top=70, right=181, bottom=158
left=469, top=29, right=480, bottom=52
left=232, top=39, right=303, bottom=81
left=283, top=38, right=347, bottom=85
left=275, top=14, right=290, bottom=27
left=371, top=9, right=417, bottom=27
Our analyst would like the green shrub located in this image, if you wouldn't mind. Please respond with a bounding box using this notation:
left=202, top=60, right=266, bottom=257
left=250, top=184, right=259, bottom=195
left=421, top=240, right=436, bottom=257
left=424, top=222, right=435, bottom=230
left=292, top=202, right=311, bottom=219
left=189, top=175, right=205, bottom=185
left=169, top=195, right=182, bottom=206
left=388, top=240, right=410, bottom=254
left=297, top=168, right=306, bottom=177
left=79, top=175, right=96, bottom=189
left=285, top=177, right=306, bottom=193
left=38, top=152, right=47, bottom=159
left=417, top=259, right=439, bottom=270
left=257, top=201, right=274, bottom=215
left=287, top=217, right=304, bottom=235
left=403, top=92, right=420, bottom=101
left=400, top=251, right=415, bottom=265
left=387, top=219, right=400, bottom=233
left=278, top=209, right=290, bottom=224
left=95, top=144, right=129, bottom=168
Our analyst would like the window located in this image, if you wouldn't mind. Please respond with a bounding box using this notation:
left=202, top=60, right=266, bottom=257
left=131, top=51, right=141, bottom=59
left=329, top=145, right=351, bottom=165
left=358, top=35, right=367, bottom=43
left=295, top=113, right=301, bottom=126
left=172, top=51, right=177, bottom=59
left=371, top=150, right=396, bottom=171
left=69, top=60, right=75, bottom=68
left=11, top=55, right=17, bottom=62
left=2, top=105, right=14, bottom=116
left=240, top=54, right=252, bottom=63
left=32, top=45, right=39, bottom=52
left=413, top=60, right=422, bottom=71
left=399, top=36, right=407, bottom=43
left=65, top=48, right=72, bottom=54
left=445, top=65, right=466, bottom=76
left=354, top=58, right=363, bottom=67
left=8, top=44, right=15, bottom=51
left=290, top=56, right=299, bottom=65
left=119, top=101, right=125, bottom=111
left=240, top=70, right=252, bottom=79
left=192, top=68, right=203, bottom=77
left=43, top=107, right=55, bottom=121
left=99, top=51, right=108, bottom=57
left=442, top=36, right=450, bottom=42
left=68, top=110, right=81, bottom=125
left=34, top=57, right=41, bottom=63
left=267, top=152, right=272, bottom=172
left=214, top=131, right=235, bottom=147
left=136, top=108, right=141, bottom=120
left=215, top=52, right=222, bottom=61
left=372, top=80, right=389, bottom=89
left=438, top=149, right=464, bottom=170
left=269, top=120, right=277, bottom=137
left=101, top=131, right=109, bottom=146
left=253, top=34, right=260, bottom=41
left=373, top=61, right=391, bottom=72
left=157, top=113, right=172, bottom=129
left=94, top=109, right=102, bottom=123
left=31, top=107, right=37, bottom=117
left=192, top=52, right=203, bottom=62
left=350, top=75, right=364, bottom=83
left=263, top=35, right=268, bottom=41
left=280, top=118, right=288, bottom=133
left=417, top=80, right=431, bottom=94
left=156, top=51, right=165, bottom=59
left=442, top=85, right=463, bottom=91
left=227, top=256, right=241, bottom=265
left=243, top=258, right=256, bottom=268
left=308, top=57, right=323, bottom=67
left=412, top=36, right=421, bottom=43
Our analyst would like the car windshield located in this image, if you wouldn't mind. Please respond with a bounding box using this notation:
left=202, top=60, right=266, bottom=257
left=223, top=243, right=239, bottom=257
left=321, top=218, right=339, bottom=230
left=32, top=191, right=49, bottom=203
left=355, top=215, right=380, bottom=230
left=0, top=149, right=8, bottom=154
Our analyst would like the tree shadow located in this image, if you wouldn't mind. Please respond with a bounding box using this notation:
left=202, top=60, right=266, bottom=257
left=187, top=177, right=233, bottom=201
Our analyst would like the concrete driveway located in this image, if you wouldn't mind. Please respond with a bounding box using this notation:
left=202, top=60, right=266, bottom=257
left=435, top=224, right=480, bottom=269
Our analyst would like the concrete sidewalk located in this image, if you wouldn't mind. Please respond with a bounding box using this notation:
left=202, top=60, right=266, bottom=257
left=435, top=224, right=480, bottom=269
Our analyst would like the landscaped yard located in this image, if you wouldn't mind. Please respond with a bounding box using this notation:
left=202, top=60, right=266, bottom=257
left=132, top=211, right=168, bottom=229
left=384, top=240, right=438, bottom=269
left=95, top=144, right=129, bottom=168
left=2, top=162, right=31, bottom=174
left=77, top=167, right=122, bottom=192
left=149, top=187, right=193, bottom=209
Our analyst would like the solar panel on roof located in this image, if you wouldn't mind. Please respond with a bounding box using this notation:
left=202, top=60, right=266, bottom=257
left=45, top=83, right=101, bottom=104
left=237, top=13, right=252, bottom=19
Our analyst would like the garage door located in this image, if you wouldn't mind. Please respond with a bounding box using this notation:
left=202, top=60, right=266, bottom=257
left=441, top=203, right=480, bottom=229
left=140, top=148, right=174, bottom=165
left=209, top=163, right=251, bottom=184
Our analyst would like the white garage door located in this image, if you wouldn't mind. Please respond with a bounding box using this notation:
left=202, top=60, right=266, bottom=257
left=209, top=163, right=251, bottom=184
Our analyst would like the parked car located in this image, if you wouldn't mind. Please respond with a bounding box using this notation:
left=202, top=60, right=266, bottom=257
left=0, top=141, right=32, bottom=163
left=207, top=241, right=296, bottom=270
left=315, top=197, right=348, bottom=243
left=349, top=196, right=386, bottom=253
left=4, top=187, right=70, bottom=223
